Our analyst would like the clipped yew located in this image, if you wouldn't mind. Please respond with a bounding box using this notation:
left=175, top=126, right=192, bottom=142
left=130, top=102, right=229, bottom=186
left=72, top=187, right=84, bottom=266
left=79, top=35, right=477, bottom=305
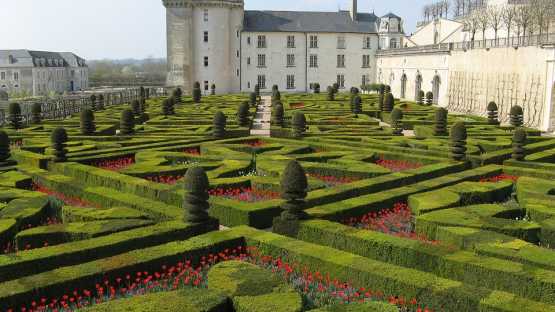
left=272, top=90, right=281, bottom=104
left=353, top=96, right=362, bottom=114
left=0, top=131, right=10, bottom=162
left=510, top=105, right=524, bottom=127
left=80, top=109, right=96, bottom=135
left=132, top=100, right=141, bottom=116
left=273, top=103, right=285, bottom=127
left=512, top=128, right=527, bottom=161
left=391, top=108, right=403, bottom=135
left=434, top=108, right=448, bottom=136
left=51, top=127, right=68, bottom=162
left=90, top=94, right=97, bottom=111
left=8, top=102, right=22, bottom=130
left=173, top=88, right=182, bottom=104
left=213, top=111, right=227, bottom=139
left=450, top=122, right=467, bottom=161
left=120, top=109, right=135, bottom=135
left=378, top=84, right=385, bottom=110
left=183, top=167, right=211, bottom=223
left=487, top=101, right=499, bottom=125
left=292, top=112, right=306, bottom=138
left=31, top=102, right=42, bottom=124
left=426, top=91, right=434, bottom=105
left=162, top=97, right=175, bottom=116
left=327, top=86, right=335, bottom=101
left=314, top=83, right=320, bottom=94
left=249, top=92, right=257, bottom=107
left=210, top=84, right=216, bottom=96
left=193, top=82, right=202, bottom=103
left=97, top=94, right=105, bottom=110
left=332, top=83, right=339, bottom=94
left=417, top=90, right=425, bottom=105
left=255, top=84, right=261, bottom=97
left=383, top=93, right=394, bottom=112
left=237, top=102, right=250, bottom=127
left=273, top=160, right=309, bottom=236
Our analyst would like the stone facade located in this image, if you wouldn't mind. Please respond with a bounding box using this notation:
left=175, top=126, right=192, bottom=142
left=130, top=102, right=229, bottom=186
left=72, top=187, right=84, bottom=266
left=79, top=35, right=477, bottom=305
left=163, top=0, right=403, bottom=94
left=0, top=50, right=88, bottom=96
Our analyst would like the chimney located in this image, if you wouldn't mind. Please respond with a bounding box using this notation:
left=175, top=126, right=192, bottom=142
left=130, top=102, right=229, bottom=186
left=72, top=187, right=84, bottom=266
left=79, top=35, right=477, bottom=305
left=350, top=0, right=357, bottom=21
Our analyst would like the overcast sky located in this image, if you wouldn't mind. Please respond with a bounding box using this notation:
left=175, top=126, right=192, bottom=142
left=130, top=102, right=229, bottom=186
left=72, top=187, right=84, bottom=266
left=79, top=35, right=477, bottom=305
left=1, top=0, right=428, bottom=60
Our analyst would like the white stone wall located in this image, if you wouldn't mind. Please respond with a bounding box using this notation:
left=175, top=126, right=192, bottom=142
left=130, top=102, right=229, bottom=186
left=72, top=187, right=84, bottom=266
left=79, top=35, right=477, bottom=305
left=241, top=32, right=378, bottom=93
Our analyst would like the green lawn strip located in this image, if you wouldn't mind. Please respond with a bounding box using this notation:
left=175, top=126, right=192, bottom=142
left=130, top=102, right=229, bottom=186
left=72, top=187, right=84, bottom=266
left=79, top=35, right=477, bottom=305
left=296, top=220, right=555, bottom=305
left=78, top=288, right=230, bottom=312
left=0, top=228, right=242, bottom=309
left=306, top=165, right=503, bottom=220
left=236, top=226, right=555, bottom=312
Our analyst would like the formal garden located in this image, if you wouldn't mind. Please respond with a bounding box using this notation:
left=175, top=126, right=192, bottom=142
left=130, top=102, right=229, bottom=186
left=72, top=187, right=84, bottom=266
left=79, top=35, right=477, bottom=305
left=0, top=84, right=554, bottom=312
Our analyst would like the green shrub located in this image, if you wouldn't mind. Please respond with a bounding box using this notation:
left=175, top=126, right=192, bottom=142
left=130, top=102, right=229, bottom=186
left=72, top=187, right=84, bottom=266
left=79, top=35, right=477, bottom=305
left=273, top=161, right=309, bottom=236
left=193, top=81, right=202, bottom=103
left=8, top=102, right=22, bottom=130
left=211, top=84, right=216, bottom=95
left=383, top=93, right=394, bottom=112
left=390, top=108, right=403, bottom=135
left=434, top=108, right=448, bottom=136
left=487, top=101, right=499, bottom=125
left=291, top=112, right=306, bottom=138
left=31, top=103, right=42, bottom=124
left=80, top=109, right=96, bottom=135
left=132, top=100, right=141, bottom=116
left=213, top=111, right=227, bottom=139
left=120, top=109, right=135, bottom=135
left=273, top=103, right=285, bottom=127
left=510, top=105, right=524, bottom=127
left=353, top=95, right=362, bottom=114
left=249, top=92, right=257, bottom=107
left=162, top=97, right=175, bottom=116
left=378, top=84, right=385, bottom=110
left=90, top=94, right=97, bottom=111
left=512, top=128, right=527, bottom=161
left=332, top=83, right=339, bottom=94
left=326, top=86, right=335, bottom=101
left=417, top=90, right=425, bottom=105
left=51, top=127, right=68, bottom=162
left=313, top=83, right=320, bottom=94
left=255, top=84, right=261, bottom=97
left=173, top=88, right=182, bottom=104
left=0, top=131, right=10, bottom=161
left=183, top=167, right=211, bottom=223
left=97, top=94, right=105, bottom=110
left=450, top=122, right=467, bottom=161
left=237, top=102, right=250, bottom=127
left=426, top=91, right=434, bottom=105
left=272, top=91, right=281, bottom=105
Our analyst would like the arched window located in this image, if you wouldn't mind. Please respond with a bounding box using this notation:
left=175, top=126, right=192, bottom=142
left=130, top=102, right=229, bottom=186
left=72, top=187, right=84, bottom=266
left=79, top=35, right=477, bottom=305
left=401, top=74, right=407, bottom=98
left=390, top=38, right=397, bottom=49
left=432, top=75, right=441, bottom=105
left=415, top=74, right=422, bottom=101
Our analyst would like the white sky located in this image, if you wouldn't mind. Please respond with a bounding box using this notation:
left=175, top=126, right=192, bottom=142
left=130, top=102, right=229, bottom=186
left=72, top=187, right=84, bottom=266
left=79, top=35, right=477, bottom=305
left=0, top=0, right=428, bottom=60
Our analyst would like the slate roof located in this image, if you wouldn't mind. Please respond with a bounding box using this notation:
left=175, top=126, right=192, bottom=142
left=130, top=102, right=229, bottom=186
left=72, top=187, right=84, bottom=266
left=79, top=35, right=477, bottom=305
left=382, top=13, right=402, bottom=19
left=0, top=50, right=86, bottom=68
left=243, top=10, right=379, bottom=33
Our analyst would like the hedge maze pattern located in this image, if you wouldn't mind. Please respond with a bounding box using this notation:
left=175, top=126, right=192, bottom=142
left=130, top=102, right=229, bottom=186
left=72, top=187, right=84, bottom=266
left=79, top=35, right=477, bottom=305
left=0, top=88, right=555, bottom=312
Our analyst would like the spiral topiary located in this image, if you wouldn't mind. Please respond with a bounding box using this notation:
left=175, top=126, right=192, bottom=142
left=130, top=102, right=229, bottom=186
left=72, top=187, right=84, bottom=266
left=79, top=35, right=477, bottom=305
left=0, top=131, right=11, bottom=162
left=140, top=86, right=145, bottom=98
left=378, top=84, right=385, bottom=110
left=434, top=108, right=448, bottom=136
left=510, top=105, right=523, bottom=127
left=353, top=96, right=362, bottom=115
left=210, top=84, right=216, bottom=96
left=273, top=103, right=285, bottom=127
left=417, top=90, right=425, bottom=105
left=314, top=83, right=320, bottom=94
left=292, top=112, right=306, bottom=138
left=272, top=90, right=281, bottom=105
left=426, top=92, right=434, bottom=106
left=273, top=161, right=309, bottom=236
left=237, top=102, right=250, bottom=127
left=80, top=109, right=96, bottom=135
left=120, top=109, right=135, bottom=135
left=385, top=85, right=391, bottom=94
left=97, top=94, right=105, bottom=110
left=327, top=86, right=335, bottom=101
left=332, top=83, right=339, bottom=94
left=183, top=167, right=211, bottom=223
left=271, top=85, right=278, bottom=95
left=90, top=94, right=97, bottom=111
left=193, top=82, right=202, bottom=103
left=383, top=93, right=394, bottom=112
left=31, top=102, right=42, bottom=124
left=8, top=102, right=22, bottom=130
left=450, top=122, right=467, bottom=161
left=391, top=108, right=404, bottom=135
left=213, top=111, right=227, bottom=139
left=140, top=97, right=147, bottom=113
left=51, top=127, right=68, bottom=162
left=487, top=101, right=499, bottom=125
left=249, top=92, right=257, bottom=107
left=255, top=84, right=261, bottom=97
left=132, top=100, right=141, bottom=116
left=512, top=128, right=527, bottom=161
left=173, top=88, right=182, bottom=104
left=162, top=97, right=175, bottom=116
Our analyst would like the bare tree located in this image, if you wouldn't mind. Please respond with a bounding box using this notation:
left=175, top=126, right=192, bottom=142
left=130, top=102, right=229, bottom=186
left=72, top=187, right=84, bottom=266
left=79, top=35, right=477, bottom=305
left=477, top=9, right=490, bottom=43
left=514, top=4, right=533, bottom=42
left=443, top=0, right=451, bottom=18
left=453, top=0, right=463, bottom=17
left=488, top=5, right=503, bottom=42
left=465, top=10, right=481, bottom=44
left=502, top=5, right=517, bottom=39
left=531, top=0, right=550, bottom=41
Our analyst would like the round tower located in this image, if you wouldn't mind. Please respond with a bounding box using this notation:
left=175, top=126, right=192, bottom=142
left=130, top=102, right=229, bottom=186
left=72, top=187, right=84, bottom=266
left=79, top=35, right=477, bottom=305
left=163, top=0, right=244, bottom=94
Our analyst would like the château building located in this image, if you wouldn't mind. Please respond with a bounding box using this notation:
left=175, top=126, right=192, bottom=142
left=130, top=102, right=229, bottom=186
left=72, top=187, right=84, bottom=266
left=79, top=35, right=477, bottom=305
left=0, top=50, right=88, bottom=97
left=162, top=0, right=403, bottom=94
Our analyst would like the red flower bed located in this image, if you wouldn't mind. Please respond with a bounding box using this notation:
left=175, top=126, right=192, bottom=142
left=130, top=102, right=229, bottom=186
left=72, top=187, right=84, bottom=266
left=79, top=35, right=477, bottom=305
left=11, top=246, right=433, bottom=312
left=308, top=174, right=358, bottom=187
left=33, top=184, right=99, bottom=208
left=290, top=102, right=305, bottom=109
left=344, top=202, right=439, bottom=245
left=91, top=156, right=135, bottom=171
left=244, top=140, right=265, bottom=147
left=479, top=174, right=519, bottom=183
left=375, top=158, right=423, bottom=172
left=145, top=175, right=183, bottom=185
left=208, top=187, right=280, bottom=202
left=182, top=147, right=201, bottom=156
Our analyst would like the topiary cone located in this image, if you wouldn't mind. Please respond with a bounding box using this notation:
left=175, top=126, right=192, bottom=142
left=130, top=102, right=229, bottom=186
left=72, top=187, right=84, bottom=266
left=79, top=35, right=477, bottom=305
left=426, top=92, right=434, bottom=106
left=450, top=122, right=467, bottom=161
left=51, top=127, right=68, bottom=162
left=279, top=160, right=308, bottom=221
left=8, top=102, right=22, bottom=130
left=213, top=111, right=227, bottom=139
left=183, top=167, right=211, bottom=223
left=31, top=103, right=42, bottom=124
left=80, top=109, right=96, bottom=135
left=326, top=86, right=335, bottom=101
left=383, top=93, right=394, bottom=112
left=434, top=108, right=448, bottom=136
left=512, top=128, right=527, bottom=161
left=249, top=92, right=257, bottom=107
left=273, top=103, right=285, bottom=127
left=487, top=101, right=499, bottom=125
left=292, top=112, right=306, bottom=138
left=510, top=105, right=523, bottom=127
left=237, top=102, right=250, bottom=127
left=120, top=109, right=135, bottom=135
left=90, top=94, right=97, bottom=111
left=391, top=108, right=404, bottom=135
left=353, top=96, right=362, bottom=114
left=0, top=131, right=11, bottom=162
left=132, top=100, right=141, bottom=116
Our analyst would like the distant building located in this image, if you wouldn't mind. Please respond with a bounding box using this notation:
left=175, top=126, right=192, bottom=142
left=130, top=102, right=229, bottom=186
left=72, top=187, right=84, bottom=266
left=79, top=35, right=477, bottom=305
left=0, top=50, right=89, bottom=96
left=162, top=0, right=404, bottom=94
